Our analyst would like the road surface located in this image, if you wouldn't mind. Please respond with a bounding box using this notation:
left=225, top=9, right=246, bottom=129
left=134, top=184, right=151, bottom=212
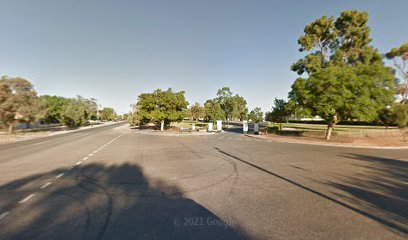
left=0, top=122, right=407, bottom=239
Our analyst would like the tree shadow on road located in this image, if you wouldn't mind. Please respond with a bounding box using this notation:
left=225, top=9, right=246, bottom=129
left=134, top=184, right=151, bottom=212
left=326, top=154, right=408, bottom=234
left=215, top=147, right=408, bottom=236
left=0, top=163, right=250, bottom=240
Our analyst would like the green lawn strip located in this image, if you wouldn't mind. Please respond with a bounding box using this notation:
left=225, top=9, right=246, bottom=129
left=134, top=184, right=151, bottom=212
left=266, top=122, right=398, bottom=136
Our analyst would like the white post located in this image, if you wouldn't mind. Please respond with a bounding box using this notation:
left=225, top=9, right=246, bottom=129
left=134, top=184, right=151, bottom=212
left=254, top=123, right=259, bottom=135
left=243, top=120, right=248, bottom=134
left=208, top=122, right=213, bottom=132
left=216, top=120, right=222, bottom=132
left=192, top=123, right=195, bottom=131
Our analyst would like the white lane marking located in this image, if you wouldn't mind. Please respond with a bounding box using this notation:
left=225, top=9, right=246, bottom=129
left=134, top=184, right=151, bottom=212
left=83, top=157, right=89, bottom=160
left=93, top=150, right=98, bottom=154
left=33, top=140, right=52, bottom=146
left=0, top=211, right=10, bottom=221
left=89, top=153, right=94, bottom=157
left=76, top=161, right=82, bottom=165
left=56, top=173, right=64, bottom=179
left=40, top=182, right=52, bottom=189
left=19, top=194, right=35, bottom=204
left=103, top=131, right=128, bottom=146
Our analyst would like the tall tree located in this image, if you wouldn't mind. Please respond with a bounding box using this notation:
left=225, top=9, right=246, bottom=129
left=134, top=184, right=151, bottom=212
left=203, top=99, right=225, bottom=123
left=57, top=96, right=98, bottom=127
left=40, top=95, right=70, bottom=123
left=0, top=76, right=43, bottom=133
left=289, top=11, right=396, bottom=139
left=386, top=43, right=408, bottom=103
left=248, top=107, right=263, bottom=123
left=136, top=88, right=189, bottom=131
left=216, top=87, right=247, bottom=121
left=265, top=98, right=290, bottom=130
left=101, top=107, right=117, bottom=121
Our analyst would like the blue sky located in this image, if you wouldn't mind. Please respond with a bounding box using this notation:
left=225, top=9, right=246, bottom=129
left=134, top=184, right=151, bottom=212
left=1, top=0, right=407, bottom=114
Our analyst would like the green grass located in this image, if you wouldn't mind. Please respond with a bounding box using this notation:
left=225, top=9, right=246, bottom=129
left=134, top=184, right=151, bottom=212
left=171, top=121, right=209, bottom=128
left=266, top=122, right=398, bottom=136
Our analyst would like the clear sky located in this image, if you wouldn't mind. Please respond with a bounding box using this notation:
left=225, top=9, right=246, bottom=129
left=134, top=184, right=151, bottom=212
left=1, top=0, right=407, bottom=114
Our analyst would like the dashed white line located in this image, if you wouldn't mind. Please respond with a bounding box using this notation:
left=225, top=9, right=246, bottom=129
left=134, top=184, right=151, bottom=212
left=88, top=153, right=94, bottom=157
left=40, top=182, right=52, bottom=189
left=0, top=211, right=10, bottom=221
left=56, top=173, right=64, bottom=179
left=19, top=194, right=35, bottom=204
left=83, top=157, right=89, bottom=160
left=93, top=150, right=98, bottom=154
left=76, top=161, right=82, bottom=165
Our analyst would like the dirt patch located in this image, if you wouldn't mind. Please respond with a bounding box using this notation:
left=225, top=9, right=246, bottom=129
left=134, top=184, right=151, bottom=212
left=0, top=132, right=57, bottom=144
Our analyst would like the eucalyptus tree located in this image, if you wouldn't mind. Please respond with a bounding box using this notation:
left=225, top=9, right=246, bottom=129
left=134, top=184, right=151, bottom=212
left=386, top=43, right=408, bottom=103
left=216, top=87, right=247, bottom=121
left=203, top=99, right=225, bottom=123
left=289, top=11, right=396, bottom=139
left=248, top=107, right=263, bottom=123
left=101, top=107, right=117, bottom=121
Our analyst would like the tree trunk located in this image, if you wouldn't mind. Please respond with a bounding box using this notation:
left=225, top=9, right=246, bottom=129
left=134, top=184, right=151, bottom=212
left=160, top=120, right=164, bottom=131
left=325, top=114, right=338, bottom=140
left=325, top=122, right=334, bottom=140
left=8, top=124, right=14, bottom=134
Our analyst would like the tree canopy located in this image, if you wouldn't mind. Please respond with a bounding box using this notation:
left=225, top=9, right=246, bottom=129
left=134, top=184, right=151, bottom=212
left=265, top=99, right=291, bottom=128
left=248, top=107, right=263, bottom=123
left=136, top=88, right=189, bottom=131
left=215, top=87, right=247, bottom=121
left=189, top=102, right=204, bottom=120
left=101, top=107, right=117, bottom=121
left=289, top=10, right=396, bottom=139
left=386, top=43, right=408, bottom=103
left=203, top=99, right=225, bottom=123
left=0, top=76, right=43, bottom=133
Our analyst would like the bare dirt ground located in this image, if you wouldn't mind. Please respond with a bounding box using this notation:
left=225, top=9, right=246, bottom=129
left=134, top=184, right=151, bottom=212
left=257, top=129, right=408, bottom=148
left=0, top=122, right=119, bottom=144
left=0, top=131, right=60, bottom=144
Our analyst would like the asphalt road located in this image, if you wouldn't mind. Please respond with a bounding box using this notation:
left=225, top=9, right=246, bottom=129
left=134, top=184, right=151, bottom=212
left=0, top=122, right=407, bottom=240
